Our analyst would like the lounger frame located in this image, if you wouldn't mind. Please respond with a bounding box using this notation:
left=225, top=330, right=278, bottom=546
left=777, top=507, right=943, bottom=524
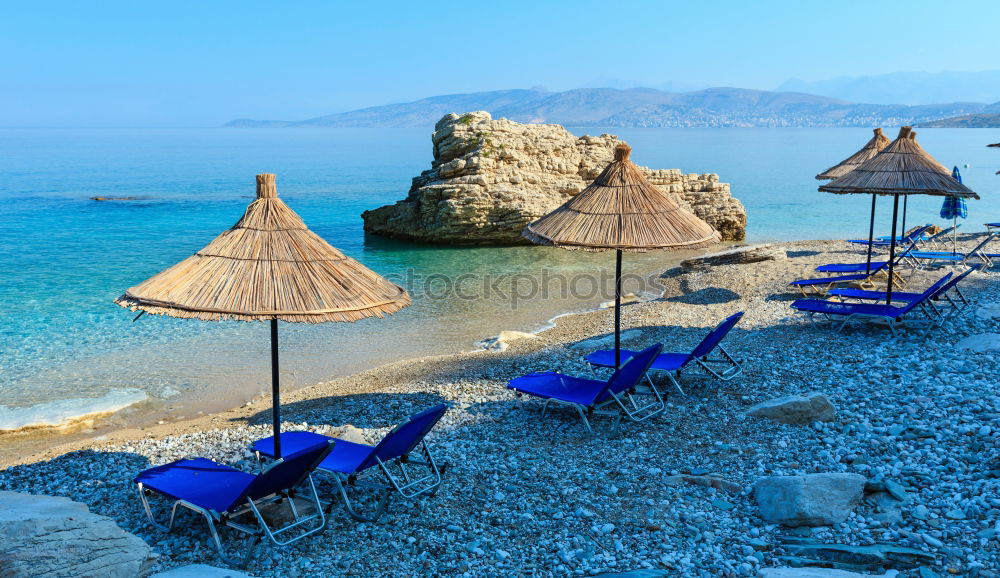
left=136, top=464, right=326, bottom=567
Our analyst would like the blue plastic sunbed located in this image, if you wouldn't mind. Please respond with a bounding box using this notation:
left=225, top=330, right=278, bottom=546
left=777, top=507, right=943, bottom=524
left=790, top=273, right=953, bottom=335
left=846, top=224, right=932, bottom=248
left=585, top=311, right=744, bottom=396
left=507, top=343, right=664, bottom=434
left=909, top=233, right=997, bottom=268
left=815, top=242, right=916, bottom=274
left=789, top=268, right=886, bottom=297
left=135, top=439, right=333, bottom=567
left=251, top=404, right=447, bottom=522
left=829, top=265, right=980, bottom=318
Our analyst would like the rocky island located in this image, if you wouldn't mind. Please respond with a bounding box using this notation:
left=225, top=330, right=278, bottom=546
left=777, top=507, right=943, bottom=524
left=362, top=111, right=746, bottom=244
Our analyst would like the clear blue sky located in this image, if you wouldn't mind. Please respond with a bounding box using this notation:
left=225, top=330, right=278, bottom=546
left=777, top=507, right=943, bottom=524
left=4, top=0, right=999, bottom=127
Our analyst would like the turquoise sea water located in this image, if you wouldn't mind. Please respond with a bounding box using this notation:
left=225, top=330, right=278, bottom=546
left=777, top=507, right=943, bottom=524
left=1, top=127, right=998, bottom=429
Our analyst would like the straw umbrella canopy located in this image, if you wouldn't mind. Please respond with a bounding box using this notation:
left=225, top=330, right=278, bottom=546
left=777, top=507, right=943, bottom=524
left=116, top=173, right=410, bottom=457
left=523, top=143, right=720, bottom=367
left=816, top=128, right=891, bottom=180
left=816, top=128, right=892, bottom=273
left=819, top=126, right=978, bottom=303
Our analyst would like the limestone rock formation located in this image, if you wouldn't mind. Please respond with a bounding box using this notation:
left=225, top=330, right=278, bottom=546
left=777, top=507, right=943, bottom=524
left=362, top=111, right=746, bottom=245
left=0, top=491, right=154, bottom=577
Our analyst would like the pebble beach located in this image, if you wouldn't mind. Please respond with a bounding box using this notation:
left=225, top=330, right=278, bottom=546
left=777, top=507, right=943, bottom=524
left=2, top=236, right=999, bottom=577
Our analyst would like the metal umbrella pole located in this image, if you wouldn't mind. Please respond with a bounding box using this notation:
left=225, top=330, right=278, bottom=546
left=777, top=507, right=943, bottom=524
left=886, top=194, right=901, bottom=304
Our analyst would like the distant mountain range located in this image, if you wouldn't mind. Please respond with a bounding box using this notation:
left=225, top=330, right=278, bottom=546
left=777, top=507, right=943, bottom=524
left=921, top=113, right=1000, bottom=128
left=226, top=86, right=1000, bottom=129
left=777, top=70, right=1000, bottom=106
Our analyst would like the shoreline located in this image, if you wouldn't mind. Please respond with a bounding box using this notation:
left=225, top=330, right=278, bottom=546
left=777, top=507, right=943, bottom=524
left=0, top=242, right=729, bottom=466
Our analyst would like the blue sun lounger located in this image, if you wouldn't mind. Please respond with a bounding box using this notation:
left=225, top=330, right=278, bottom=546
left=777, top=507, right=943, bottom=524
left=135, top=439, right=333, bottom=567
left=815, top=242, right=916, bottom=274
left=251, top=404, right=447, bottom=522
left=790, top=273, right=952, bottom=335
left=507, top=343, right=663, bottom=434
left=846, top=224, right=932, bottom=248
left=585, top=312, right=744, bottom=396
left=829, top=265, right=979, bottom=318
left=909, top=233, right=998, bottom=268
left=789, top=267, right=887, bottom=297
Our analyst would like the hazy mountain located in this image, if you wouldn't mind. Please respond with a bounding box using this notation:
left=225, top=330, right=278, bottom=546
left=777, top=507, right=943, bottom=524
left=226, top=87, right=992, bottom=129
left=777, top=71, right=1000, bottom=106
left=920, top=109, right=1000, bottom=128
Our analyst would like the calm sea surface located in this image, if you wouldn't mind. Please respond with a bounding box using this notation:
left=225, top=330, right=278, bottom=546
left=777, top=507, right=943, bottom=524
left=1, top=127, right=998, bottom=429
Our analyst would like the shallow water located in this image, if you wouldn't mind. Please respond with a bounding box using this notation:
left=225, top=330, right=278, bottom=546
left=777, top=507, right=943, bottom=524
left=1, top=126, right=998, bottom=429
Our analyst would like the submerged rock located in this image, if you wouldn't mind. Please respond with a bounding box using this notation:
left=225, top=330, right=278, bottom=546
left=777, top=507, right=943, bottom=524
left=362, top=111, right=746, bottom=245
left=747, top=392, right=837, bottom=425
left=754, top=473, right=865, bottom=527
left=0, top=491, right=154, bottom=577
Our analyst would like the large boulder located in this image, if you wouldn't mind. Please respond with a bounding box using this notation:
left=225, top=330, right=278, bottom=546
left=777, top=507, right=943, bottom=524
left=362, top=111, right=746, bottom=245
left=0, top=491, right=154, bottom=577
left=747, top=392, right=837, bottom=425
left=754, top=473, right=865, bottom=527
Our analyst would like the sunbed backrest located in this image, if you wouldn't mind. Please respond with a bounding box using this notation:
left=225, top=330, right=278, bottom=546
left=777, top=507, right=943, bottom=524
left=898, top=273, right=953, bottom=314
left=936, top=264, right=980, bottom=293
left=691, top=312, right=744, bottom=358
left=360, top=404, right=448, bottom=470
left=605, top=343, right=663, bottom=396
left=242, top=440, right=333, bottom=507
left=966, top=233, right=996, bottom=257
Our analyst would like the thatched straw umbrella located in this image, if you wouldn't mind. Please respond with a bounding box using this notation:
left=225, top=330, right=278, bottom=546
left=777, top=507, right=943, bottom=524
left=116, top=174, right=410, bottom=457
left=819, top=127, right=978, bottom=303
left=816, top=128, right=892, bottom=273
left=523, top=144, right=720, bottom=367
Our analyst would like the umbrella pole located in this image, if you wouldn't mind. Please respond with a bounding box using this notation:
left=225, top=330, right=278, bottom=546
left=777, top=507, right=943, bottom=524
left=866, top=194, right=877, bottom=274
left=886, top=195, right=900, bottom=305
left=270, top=318, right=282, bottom=459
left=614, top=249, right=622, bottom=369
left=901, top=195, right=907, bottom=238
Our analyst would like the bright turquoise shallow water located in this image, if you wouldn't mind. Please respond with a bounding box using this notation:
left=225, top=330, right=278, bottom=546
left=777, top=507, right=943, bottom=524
left=1, top=127, right=998, bottom=427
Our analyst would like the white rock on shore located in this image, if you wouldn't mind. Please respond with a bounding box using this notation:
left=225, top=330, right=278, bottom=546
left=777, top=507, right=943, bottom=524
left=754, top=473, right=866, bottom=527
left=0, top=491, right=154, bottom=577
left=747, top=392, right=837, bottom=425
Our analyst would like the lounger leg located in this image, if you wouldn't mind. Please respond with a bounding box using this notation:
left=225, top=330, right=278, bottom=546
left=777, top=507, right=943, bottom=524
left=331, top=476, right=391, bottom=523
left=574, top=406, right=595, bottom=435
left=136, top=483, right=183, bottom=532
left=200, top=511, right=251, bottom=568
left=664, top=371, right=686, bottom=396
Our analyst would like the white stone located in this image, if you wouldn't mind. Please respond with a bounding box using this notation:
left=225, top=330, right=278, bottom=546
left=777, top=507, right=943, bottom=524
left=151, top=564, right=255, bottom=577
left=747, top=392, right=837, bottom=425
left=760, top=569, right=898, bottom=577
left=956, top=333, right=1000, bottom=352
left=0, top=491, right=154, bottom=577
left=754, top=473, right=865, bottom=527
left=975, top=302, right=1000, bottom=319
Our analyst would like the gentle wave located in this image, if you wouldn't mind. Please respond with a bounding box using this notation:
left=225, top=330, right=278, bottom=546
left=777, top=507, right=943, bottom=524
left=0, top=389, right=148, bottom=432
